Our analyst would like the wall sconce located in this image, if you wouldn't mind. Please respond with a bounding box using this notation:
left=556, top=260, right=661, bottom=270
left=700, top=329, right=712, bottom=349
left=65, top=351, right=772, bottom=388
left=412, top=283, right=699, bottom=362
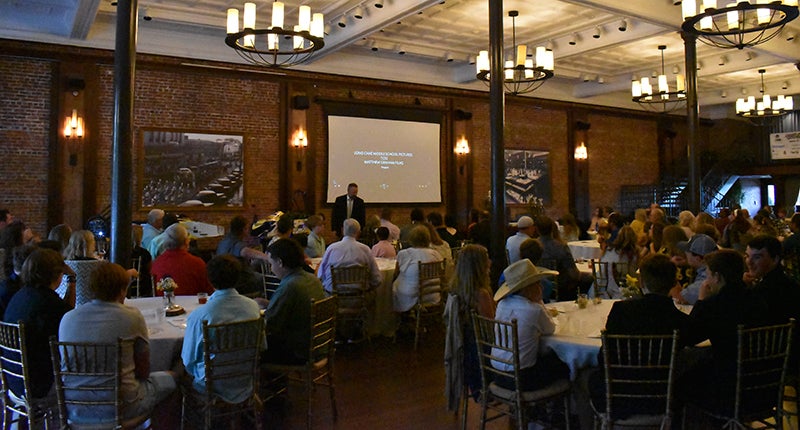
left=454, top=136, right=470, bottom=175
left=574, top=142, right=588, bottom=160
left=291, top=127, right=307, bottom=171
left=63, top=109, right=84, bottom=166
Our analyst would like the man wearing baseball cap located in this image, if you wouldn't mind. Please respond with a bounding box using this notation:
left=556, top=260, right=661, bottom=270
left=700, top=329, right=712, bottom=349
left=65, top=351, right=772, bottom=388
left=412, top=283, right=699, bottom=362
left=505, top=215, right=535, bottom=264
left=491, top=259, right=568, bottom=392
left=670, top=233, right=718, bottom=304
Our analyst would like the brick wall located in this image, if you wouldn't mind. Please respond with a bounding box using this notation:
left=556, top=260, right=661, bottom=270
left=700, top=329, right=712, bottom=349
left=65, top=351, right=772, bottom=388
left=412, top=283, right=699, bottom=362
left=0, top=57, right=54, bottom=235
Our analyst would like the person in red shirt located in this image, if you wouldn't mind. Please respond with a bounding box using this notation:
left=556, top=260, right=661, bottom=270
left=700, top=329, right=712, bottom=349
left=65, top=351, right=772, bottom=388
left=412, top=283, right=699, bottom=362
left=151, top=223, right=213, bottom=296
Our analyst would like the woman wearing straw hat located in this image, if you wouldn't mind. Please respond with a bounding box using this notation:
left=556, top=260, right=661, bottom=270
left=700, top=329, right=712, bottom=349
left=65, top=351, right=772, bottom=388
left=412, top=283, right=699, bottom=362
left=491, top=259, right=569, bottom=391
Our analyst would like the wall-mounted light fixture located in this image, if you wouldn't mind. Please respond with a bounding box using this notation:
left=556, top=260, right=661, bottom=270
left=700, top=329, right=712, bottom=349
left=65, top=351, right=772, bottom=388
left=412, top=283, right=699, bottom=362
left=454, top=136, right=470, bottom=175
left=291, top=127, right=307, bottom=171
left=63, top=109, right=84, bottom=166
left=574, top=142, right=588, bottom=160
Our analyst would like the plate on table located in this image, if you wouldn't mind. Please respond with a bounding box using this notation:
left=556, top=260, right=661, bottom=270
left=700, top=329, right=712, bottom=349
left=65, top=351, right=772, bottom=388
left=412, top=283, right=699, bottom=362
left=148, top=327, right=162, bottom=336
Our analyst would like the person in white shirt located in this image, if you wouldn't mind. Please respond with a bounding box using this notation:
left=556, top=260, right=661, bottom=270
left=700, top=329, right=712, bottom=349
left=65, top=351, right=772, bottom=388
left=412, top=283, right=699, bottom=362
left=317, top=219, right=382, bottom=294
left=505, top=215, right=535, bottom=264
left=491, top=259, right=568, bottom=391
left=141, top=209, right=164, bottom=249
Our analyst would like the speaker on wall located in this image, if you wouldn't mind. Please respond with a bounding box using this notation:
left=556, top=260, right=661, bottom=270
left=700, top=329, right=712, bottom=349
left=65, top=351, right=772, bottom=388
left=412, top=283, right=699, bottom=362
left=292, top=95, right=310, bottom=110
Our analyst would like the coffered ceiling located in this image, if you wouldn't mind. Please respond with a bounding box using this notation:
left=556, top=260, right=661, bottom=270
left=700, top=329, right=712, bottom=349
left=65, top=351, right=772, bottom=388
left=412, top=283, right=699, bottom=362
left=1, top=0, right=799, bottom=118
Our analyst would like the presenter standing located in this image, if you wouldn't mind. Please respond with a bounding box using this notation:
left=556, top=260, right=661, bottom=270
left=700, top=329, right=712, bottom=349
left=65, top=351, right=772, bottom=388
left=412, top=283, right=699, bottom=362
left=332, top=183, right=366, bottom=237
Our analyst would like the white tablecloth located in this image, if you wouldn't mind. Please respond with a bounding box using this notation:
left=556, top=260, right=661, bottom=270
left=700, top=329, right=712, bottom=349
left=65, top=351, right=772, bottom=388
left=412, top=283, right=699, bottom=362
left=567, top=240, right=602, bottom=261
left=126, top=295, right=202, bottom=371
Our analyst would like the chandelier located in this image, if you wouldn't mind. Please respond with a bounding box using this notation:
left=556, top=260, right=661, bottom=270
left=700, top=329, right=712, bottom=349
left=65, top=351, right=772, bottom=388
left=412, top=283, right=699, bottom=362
left=631, top=45, right=686, bottom=113
left=736, top=69, right=794, bottom=117
left=225, top=2, right=325, bottom=67
left=681, top=0, right=799, bottom=50
left=475, top=10, right=554, bottom=96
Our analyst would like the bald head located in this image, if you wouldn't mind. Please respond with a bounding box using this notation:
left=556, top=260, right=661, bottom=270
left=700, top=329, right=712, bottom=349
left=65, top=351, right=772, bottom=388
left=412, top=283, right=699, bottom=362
left=164, top=223, right=189, bottom=250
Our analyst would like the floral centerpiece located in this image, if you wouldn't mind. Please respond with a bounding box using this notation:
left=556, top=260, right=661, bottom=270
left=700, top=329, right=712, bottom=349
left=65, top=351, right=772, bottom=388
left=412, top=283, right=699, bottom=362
left=157, top=276, right=185, bottom=316
left=621, top=274, right=643, bottom=299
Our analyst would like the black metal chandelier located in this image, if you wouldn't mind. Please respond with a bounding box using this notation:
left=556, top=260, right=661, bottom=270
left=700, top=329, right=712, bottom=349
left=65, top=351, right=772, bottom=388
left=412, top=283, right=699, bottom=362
left=736, top=69, right=794, bottom=118
left=475, top=11, right=554, bottom=96
left=631, top=45, right=687, bottom=113
left=225, top=2, right=325, bottom=67
left=681, top=0, right=799, bottom=50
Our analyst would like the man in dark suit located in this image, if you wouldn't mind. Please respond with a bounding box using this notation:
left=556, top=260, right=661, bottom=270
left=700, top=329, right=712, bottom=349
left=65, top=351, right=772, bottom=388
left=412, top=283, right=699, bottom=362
left=589, top=253, right=698, bottom=420
left=331, top=183, right=365, bottom=237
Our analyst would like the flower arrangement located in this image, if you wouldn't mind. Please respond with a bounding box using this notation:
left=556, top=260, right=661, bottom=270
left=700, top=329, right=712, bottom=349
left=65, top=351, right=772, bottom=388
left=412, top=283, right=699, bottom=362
left=621, top=274, right=642, bottom=299
left=156, top=276, right=178, bottom=294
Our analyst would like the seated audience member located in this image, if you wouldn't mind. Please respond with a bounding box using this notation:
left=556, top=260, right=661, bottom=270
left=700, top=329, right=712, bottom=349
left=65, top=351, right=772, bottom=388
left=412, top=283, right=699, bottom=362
left=589, top=253, right=699, bottom=419
left=600, top=226, right=640, bottom=298
left=670, top=233, right=716, bottom=305
left=182, top=255, right=261, bottom=400
left=560, top=213, right=581, bottom=243
left=151, top=224, right=213, bottom=296
left=745, top=235, right=800, bottom=364
left=317, top=219, right=382, bottom=294
left=424, top=222, right=453, bottom=274
left=392, top=225, right=443, bottom=313
left=682, top=250, right=769, bottom=412
left=783, top=212, right=800, bottom=256
left=63, top=230, right=99, bottom=261
left=130, top=224, right=153, bottom=297
left=47, top=224, right=72, bottom=253
left=444, top=244, right=494, bottom=408
left=399, top=208, right=426, bottom=248
left=304, top=215, right=326, bottom=258
left=498, top=239, right=555, bottom=301
left=371, top=227, right=396, bottom=259
left=0, top=209, right=12, bottom=231
left=505, top=216, right=535, bottom=264
left=629, top=209, right=647, bottom=237
left=443, top=214, right=464, bottom=244
left=678, top=210, right=695, bottom=239
left=1, top=221, right=34, bottom=278
left=428, top=211, right=457, bottom=248
left=598, top=213, right=623, bottom=252
left=468, top=210, right=491, bottom=251
left=490, top=260, right=567, bottom=391
left=0, top=245, right=35, bottom=318
left=216, top=215, right=270, bottom=296
left=59, top=262, right=177, bottom=424
left=537, top=216, right=593, bottom=301
left=267, top=214, right=294, bottom=247
left=360, top=215, right=381, bottom=247
left=263, top=239, right=325, bottom=364
left=141, top=208, right=165, bottom=249
left=720, top=209, right=753, bottom=253
left=148, top=213, right=180, bottom=259
left=379, top=208, right=401, bottom=242
left=4, top=248, right=74, bottom=399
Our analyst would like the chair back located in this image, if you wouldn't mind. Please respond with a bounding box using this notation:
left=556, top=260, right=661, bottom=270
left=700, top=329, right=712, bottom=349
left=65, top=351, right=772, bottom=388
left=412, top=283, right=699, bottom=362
left=307, top=296, right=337, bottom=363
left=56, top=260, right=104, bottom=306
left=538, top=258, right=560, bottom=301
left=259, top=260, right=281, bottom=300
left=732, top=319, right=794, bottom=422
left=590, top=260, right=609, bottom=298
left=611, top=261, right=636, bottom=290
left=0, top=321, right=48, bottom=425
left=471, top=313, right=521, bottom=390
left=330, top=265, right=369, bottom=321
left=599, top=330, right=679, bottom=425
left=49, top=337, right=131, bottom=428
left=201, top=317, right=265, bottom=403
left=417, top=260, right=445, bottom=305
left=128, top=256, right=142, bottom=298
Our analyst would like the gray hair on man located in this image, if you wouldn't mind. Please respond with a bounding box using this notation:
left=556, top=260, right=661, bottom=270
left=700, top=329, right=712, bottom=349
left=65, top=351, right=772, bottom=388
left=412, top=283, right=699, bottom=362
left=342, top=218, right=361, bottom=238
left=164, top=223, right=188, bottom=250
left=147, top=209, right=165, bottom=225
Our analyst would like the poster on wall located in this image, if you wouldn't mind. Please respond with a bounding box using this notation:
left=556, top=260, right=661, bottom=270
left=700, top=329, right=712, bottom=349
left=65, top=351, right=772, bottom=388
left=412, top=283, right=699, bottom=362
left=504, top=149, right=551, bottom=205
left=140, top=130, right=244, bottom=209
left=770, top=131, right=800, bottom=160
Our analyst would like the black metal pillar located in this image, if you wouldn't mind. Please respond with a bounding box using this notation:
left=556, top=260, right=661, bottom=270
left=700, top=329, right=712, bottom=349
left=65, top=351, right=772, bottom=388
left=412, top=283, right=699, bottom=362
left=682, top=32, right=701, bottom=213
left=489, top=0, right=506, bottom=266
left=110, top=0, right=138, bottom=266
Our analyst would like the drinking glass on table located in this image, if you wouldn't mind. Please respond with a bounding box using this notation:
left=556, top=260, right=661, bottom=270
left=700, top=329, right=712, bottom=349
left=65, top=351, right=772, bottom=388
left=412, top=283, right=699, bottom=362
left=197, top=292, right=208, bottom=304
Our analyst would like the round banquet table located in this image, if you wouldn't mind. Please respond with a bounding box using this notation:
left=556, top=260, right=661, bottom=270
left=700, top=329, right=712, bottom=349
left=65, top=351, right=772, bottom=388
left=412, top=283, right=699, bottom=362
left=309, top=257, right=398, bottom=337
left=126, top=295, right=202, bottom=371
left=567, top=240, right=602, bottom=261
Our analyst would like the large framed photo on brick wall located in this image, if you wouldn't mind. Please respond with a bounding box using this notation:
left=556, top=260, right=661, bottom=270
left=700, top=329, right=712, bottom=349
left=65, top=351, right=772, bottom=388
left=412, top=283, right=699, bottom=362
left=139, top=130, right=244, bottom=209
left=504, top=149, right=551, bottom=206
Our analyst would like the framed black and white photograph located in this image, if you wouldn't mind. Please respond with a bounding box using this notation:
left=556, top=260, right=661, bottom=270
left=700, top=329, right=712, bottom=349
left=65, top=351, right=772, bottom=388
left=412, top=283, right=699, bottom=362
left=504, top=149, right=551, bottom=205
left=140, top=130, right=244, bottom=209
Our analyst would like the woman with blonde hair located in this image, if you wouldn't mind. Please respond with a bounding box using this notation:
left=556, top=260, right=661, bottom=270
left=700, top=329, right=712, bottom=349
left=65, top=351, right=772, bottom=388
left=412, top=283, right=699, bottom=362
left=678, top=210, right=695, bottom=238
left=444, top=244, right=495, bottom=410
left=600, top=226, right=640, bottom=298
left=63, top=230, right=96, bottom=260
left=392, top=225, right=441, bottom=312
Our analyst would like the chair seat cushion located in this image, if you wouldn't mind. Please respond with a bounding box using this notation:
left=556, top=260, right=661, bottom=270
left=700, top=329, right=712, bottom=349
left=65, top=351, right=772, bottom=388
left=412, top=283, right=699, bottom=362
left=489, top=378, right=570, bottom=402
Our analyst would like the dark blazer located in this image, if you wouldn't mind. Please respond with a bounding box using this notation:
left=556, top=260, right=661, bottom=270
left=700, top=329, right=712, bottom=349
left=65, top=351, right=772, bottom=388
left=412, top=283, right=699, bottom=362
left=331, top=194, right=365, bottom=237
